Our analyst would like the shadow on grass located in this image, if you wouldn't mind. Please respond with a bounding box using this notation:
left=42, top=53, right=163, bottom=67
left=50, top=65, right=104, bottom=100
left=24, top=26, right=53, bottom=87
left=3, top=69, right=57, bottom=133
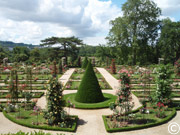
left=128, top=119, right=157, bottom=125
left=103, top=97, right=111, bottom=102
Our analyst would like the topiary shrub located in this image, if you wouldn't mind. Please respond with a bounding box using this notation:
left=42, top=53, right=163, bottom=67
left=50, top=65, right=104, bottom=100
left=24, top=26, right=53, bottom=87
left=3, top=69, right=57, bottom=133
left=75, top=61, right=104, bottom=103
left=81, top=57, right=88, bottom=69
left=58, top=60, right=63, bottom=74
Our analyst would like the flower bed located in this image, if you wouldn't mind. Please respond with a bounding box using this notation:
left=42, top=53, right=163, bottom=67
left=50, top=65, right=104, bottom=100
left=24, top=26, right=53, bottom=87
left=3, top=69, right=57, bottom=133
left=0, top=92, right=44, bottom=98
left=64, top=81, right=111, bottom=90
left=103, top=108, right=176, bottom=132
left=132, top=91, right=180, bottom=98
left=3, top=109, right=78, bottom=132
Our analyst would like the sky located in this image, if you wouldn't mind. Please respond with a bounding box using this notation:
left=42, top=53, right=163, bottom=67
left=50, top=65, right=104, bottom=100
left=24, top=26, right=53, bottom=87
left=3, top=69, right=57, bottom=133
left=0, top=0, right=179, bottom=46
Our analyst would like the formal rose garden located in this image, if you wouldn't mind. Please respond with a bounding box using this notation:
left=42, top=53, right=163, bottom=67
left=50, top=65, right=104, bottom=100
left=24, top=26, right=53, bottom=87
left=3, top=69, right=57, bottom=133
left=0, top=57, right=180, bottom=135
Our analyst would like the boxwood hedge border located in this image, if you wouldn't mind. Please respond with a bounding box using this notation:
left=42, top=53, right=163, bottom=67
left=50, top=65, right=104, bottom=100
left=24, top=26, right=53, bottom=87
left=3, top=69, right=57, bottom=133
left=102, top=108, right=176, bottom=133
left=64, top=93, right=117, bottom=109
left=3, top=111, right=78, bottom=132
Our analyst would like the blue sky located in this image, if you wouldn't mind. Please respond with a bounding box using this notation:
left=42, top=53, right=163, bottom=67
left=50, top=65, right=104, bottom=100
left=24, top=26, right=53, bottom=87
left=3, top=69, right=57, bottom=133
left=101, top=0, right=126, bottom=7
left=0, top=0, right=179, bottom=45
left=106, top=0, right=180, bottom=21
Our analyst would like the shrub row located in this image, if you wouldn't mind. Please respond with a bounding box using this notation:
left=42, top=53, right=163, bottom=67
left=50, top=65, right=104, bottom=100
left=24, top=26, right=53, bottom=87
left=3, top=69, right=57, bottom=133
left=0, top=92, right=44, bottom=99
left=64, top=93, right=117, bottom=109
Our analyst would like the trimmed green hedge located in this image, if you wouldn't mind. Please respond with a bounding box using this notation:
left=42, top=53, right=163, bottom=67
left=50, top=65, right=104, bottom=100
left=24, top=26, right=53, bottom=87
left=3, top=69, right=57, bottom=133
left=75, top=62, right=104, bottom=103
left=3, top=111, right=78, bottom=132
left=81, top=57, right=88, bottom=69
left=103, top=108, right=176, bottom=133
left=0, top=131, right=66, bottom=135
left=64, top=93, right=117, bottom=109
left=0, top=92, right=44, bottom=99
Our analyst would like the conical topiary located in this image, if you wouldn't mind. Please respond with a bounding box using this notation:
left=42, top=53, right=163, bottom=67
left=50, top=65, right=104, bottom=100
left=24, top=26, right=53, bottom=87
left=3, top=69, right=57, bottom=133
left=75, top=61, right=105, bottom=103
left=81, top=57, right=88, bottom=69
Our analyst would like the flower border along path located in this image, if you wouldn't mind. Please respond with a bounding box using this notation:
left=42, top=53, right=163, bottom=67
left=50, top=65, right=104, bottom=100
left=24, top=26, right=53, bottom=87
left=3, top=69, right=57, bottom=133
left=0, top=68, right=77, bottom=135
left=1, top=68, right=179, bottom=135
left=65, top=68, right=143, bottom=135
left=96, top=67, right=141, bottom=110
left=36, top=68, right=76, bottom=109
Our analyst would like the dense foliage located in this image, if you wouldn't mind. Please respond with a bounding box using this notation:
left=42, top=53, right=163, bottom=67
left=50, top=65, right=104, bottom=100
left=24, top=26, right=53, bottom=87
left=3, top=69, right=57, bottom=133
left=75, top=62, right=104, bottom=103
left=175, top=58, right=180, bottom=76
left=81, top=57, right=88, bottom=69
left=106, top=0, right=161, bottom=65
left=154, top=65, right=172, bottom=104
left=41, top=36, right=83, bottom=64
left=158, top=19, right=180, bottom=64
left=44, top=77, right=68, bottom=126
left=9, top=69, right=19, bottom=102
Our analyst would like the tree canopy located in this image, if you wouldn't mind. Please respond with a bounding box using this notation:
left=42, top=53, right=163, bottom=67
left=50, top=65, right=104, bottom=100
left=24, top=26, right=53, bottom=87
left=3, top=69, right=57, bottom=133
left=106, top=0, right=161, bottom=65
left=158, top=19, right=180, bottom=64
left=40, top=36, right=83, bottom=64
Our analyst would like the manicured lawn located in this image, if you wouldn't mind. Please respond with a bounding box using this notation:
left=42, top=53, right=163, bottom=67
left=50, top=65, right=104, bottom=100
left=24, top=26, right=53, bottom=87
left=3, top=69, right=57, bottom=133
left=0, top=92, right=44, bottom=98
left=64, top=93, right=117, bottom=109
left=70, top=73, right=103, bottom=80
left=103, top=107, right=176, bottom=132
left=64, top=81, right=112, bottom=90
left=0, top=86, right=46, bottom=90
left=3, top=109, right=78, bottom=132
left=132, top=91, right=180, bottom=98
left=0, top=74, right=62, bottom=80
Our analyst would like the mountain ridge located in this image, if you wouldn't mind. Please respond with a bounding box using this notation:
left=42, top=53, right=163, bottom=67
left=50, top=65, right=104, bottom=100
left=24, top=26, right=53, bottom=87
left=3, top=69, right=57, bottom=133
left=0, top=40, right=39, bottom=49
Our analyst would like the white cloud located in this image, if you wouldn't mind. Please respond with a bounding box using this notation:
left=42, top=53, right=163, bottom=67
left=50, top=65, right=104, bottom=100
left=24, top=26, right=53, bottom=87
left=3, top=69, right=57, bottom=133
left=83, top=36, right=107, bottom=45
left=153, top=0, right=180, bottom=21
left=159, top=16, right=176, bottom=22
left=0, top=0, right=122, bottom=45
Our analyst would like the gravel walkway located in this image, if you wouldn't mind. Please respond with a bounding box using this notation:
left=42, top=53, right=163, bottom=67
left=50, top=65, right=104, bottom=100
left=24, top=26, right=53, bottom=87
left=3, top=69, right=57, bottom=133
left=0, top=68, right=179, bottom=135
left=96, top=67, right=141, bottom=110
left=36, top=68, right=76, bottom=109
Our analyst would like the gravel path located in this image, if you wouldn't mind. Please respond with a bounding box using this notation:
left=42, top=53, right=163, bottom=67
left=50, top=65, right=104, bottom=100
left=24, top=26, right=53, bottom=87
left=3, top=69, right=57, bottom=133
left=0, top=68, right=179, bottom=135
left=96, top=67, right=141, bottom=110
left=58, top=68, right=75, bottom=86
left=36, top=68, right=76, bottom=109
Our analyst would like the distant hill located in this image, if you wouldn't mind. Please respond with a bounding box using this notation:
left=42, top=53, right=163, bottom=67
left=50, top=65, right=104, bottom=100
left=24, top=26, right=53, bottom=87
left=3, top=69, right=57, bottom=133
left=0, top=40, right=39, bottom=49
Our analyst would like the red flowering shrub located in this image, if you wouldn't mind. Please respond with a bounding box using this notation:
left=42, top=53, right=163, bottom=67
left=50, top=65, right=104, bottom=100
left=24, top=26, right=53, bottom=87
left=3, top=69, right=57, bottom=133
left=155, top=102, right=168, bottom=118
left=109, top=68, right=134, bottom=125
left=3, top=66, right=13, bottom=71
left=175, top=59, right=180, bottom=76
left=110, top=59, right=116, bottom=74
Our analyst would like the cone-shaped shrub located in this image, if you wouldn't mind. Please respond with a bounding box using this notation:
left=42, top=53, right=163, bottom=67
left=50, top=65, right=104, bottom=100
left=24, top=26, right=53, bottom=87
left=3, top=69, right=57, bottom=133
left=75, top=61, right=105, bottom=103
left=81, top=57, right=88, bottom=69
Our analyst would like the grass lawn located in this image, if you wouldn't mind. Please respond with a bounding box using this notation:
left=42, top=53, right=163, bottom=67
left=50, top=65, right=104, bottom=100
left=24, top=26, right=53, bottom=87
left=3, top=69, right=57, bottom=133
left=64, top=81, right=112, bottom=90
left=0, top=74, right=62, bottom=80
left=64, top=93, right=117, bottom=109
left=132, top=91, right=180, bottom=98
left=0, top=92, right=44, bottom=98
left=103, top=103, right=176, bottom=132
left=105, top=109, right=173, bottom=129
left=70, top=73, right=103, bottom=80
left=3, top=108, right=78, bottom=132
left=0, top=86, right=46, bottom=90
